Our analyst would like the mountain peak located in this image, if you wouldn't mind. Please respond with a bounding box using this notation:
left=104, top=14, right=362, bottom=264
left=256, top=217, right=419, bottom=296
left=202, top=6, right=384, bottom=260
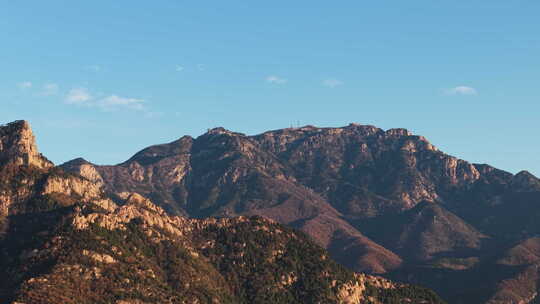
left=515, top=170, right=538, bottom=179
left=62, top=157, right=92, bottom=166
left=8, top=120, right=30, bottom=129
left=206, top=127, right=234, bottom=135
left=201, top=127, right=246, bottom=140
left=511, top=170, right=540, bottom=191
left=0, top=120, right=52, bottom=169
left=385, top=128, right=413, bottom=137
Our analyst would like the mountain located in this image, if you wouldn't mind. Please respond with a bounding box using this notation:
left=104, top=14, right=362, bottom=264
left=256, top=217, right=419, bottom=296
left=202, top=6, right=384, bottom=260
left=0, top=120, right=444, bottom=304
left=63, top=127, right=403, bottom=274
left=61, top=122, right=540, bottom=303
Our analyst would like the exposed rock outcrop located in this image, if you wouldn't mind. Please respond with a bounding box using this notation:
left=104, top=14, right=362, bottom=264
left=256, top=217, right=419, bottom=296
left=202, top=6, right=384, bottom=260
left=60, top=158, right=104, bottom=186
left=42, top=174, right=103, bottom=202
left=0, top=121, right=53, bottom=218
left=0, top=120, right=52, bottom=169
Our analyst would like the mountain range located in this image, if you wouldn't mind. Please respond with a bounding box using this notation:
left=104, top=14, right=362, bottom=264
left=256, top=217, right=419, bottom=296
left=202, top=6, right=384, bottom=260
left=3, top=119, right=540, bottom=303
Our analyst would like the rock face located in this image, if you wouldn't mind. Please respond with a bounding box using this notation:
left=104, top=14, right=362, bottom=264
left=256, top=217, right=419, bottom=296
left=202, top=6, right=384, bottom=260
left=0, top=119, right=444, bottom=304
left=41, top=174, right=103, bottom=201
left=0, top=120, right=52, bottom=170
left=0, top=121, right=53, bottom=220
left=60, top=158, right=104, bottom=186
left=61, top=123, right=540, bottom=303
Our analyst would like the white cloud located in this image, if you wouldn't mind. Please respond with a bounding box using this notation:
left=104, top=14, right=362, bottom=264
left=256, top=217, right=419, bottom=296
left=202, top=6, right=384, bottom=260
left=176, top=65, right=184, bottom=72
left=197, top=64, right=205, bottom=71
left=97, top=95, right=145, bottom=111
left=322, top=79, right=343, bottom=88
left=65, top=88, right=92, bottom=104
left=17, top=81, right=32, bottom=89
left=64, top=88, right=145, bottom=111
left=41, top=83, right=59, bottom=96
left=266, top=75, right=287, bottom=84
left=446, top=86, right=478, bottom=95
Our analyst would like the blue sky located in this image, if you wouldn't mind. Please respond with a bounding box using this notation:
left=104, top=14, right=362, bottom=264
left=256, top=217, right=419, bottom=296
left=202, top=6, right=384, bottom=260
left=1, top=1, right=539, bottom=176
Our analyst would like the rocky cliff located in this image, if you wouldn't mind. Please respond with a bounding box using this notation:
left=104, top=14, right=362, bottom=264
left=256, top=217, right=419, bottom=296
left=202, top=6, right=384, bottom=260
left=0, top=121, right=53, bottom=221
left=0, top=120, right=52, bottom=170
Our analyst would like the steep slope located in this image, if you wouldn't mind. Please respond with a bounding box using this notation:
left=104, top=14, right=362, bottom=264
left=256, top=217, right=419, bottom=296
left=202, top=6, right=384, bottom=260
left=483, top=238, right=540, bottom=304
left=357, top=202, right=488, bottom=261
left=90, top=135, right=194, bottom=216
left=252, top=124, right=480, bottom=216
